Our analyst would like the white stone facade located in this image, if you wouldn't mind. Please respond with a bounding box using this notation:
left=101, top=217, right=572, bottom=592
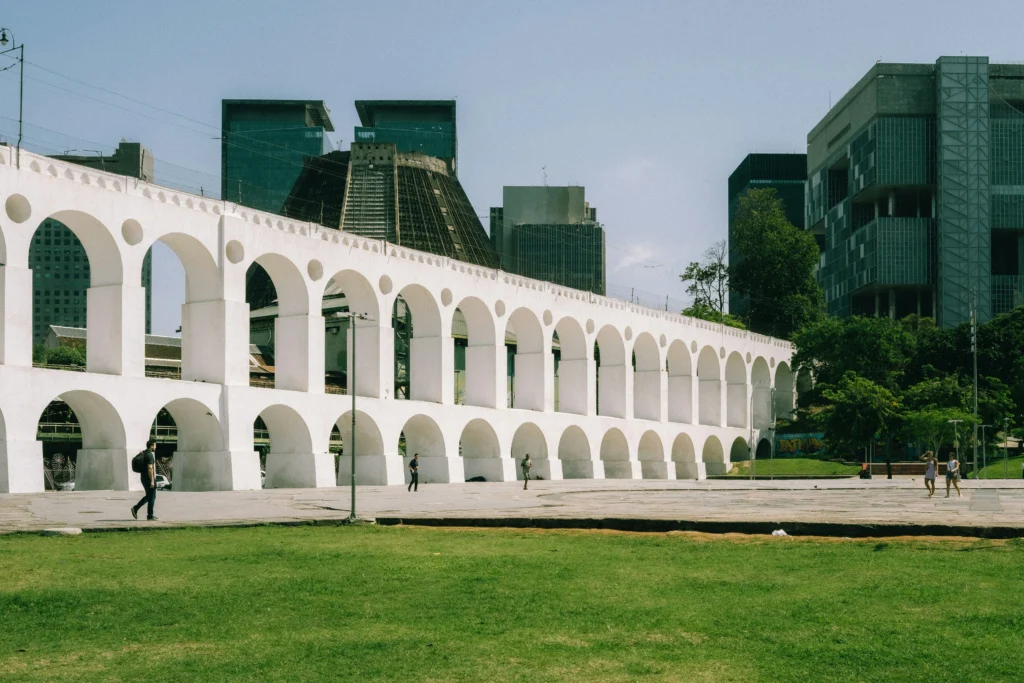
left=0, top=148, right=795, bottom=493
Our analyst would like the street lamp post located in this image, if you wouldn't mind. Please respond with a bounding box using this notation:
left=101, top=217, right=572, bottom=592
left=1004, top=417, right=1011, bottom=480
left=948, top=418, right=964, bottom=475
left=0, top=28, right=24, bottom=168
left=979, top=424, right=991, bottom=479
left=331, top=311, right=374, bottom=522
left=749, top=380, right=768, bottom=481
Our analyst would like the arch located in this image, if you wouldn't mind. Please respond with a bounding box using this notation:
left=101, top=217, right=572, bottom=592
left=323, top=269, right=380, bottom=321
left=638, top=429, right=668, bottom=480
left=751, top=356, right=772, bottom=429
left=774, top=361, right=796, bottom=420
left=335, top=410, right=384, bottom=458
left=397, top=284, right=444, bottom=403
left=671, top=432, right=697, bottom=479
left=46, top=210, right=123, bottom=286
left=553, top=317, right=589, bottom=415
left=152, top=232, right=221, bottom=304
left=259, top=404, right=314, bottom=456
left=252, top=252, right=309, bottom=316
left=511, top=422, right=548, bottom=461
left=596, top=325, right=627, bottom=418
left=461, top=418, right=511, bottom=481
left=697, top=346, right=721, bottom=426
left=160, top=397, right=224, bottom=453
left=400, top=414, right=451, bottom=483
left=322, top=270, right=381, bottom=398
left=37, top=390, right=127, bottom=491
left=755, top=438, right=772, bottom=460
left=455, top=296, right=498, bottom=408
left=701, top=435, right=726, bottom=475
left=667, top=340, right=693, bottom=423
left=725, top=351, right=747, bottom=428
left=730, top=436, right=750, bottom=465
left=557, top=424, right=594, bottom=479
left=507, top=307, right=545, bottom=411
left=600, top=427, right=635, bottom=479
left=259, top=403, right=327, bottom=489
left=632, top=332, right=662, bottom=421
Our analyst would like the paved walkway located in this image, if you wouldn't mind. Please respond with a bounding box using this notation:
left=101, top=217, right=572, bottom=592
left=2, top=478, right=1024, bottom=536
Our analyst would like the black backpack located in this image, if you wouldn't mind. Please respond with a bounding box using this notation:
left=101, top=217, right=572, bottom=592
left=131, top=451, right=147, bottom=474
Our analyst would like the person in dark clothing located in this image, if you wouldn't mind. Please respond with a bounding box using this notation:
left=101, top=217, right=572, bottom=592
left=408, top=453, right=419, bottom=492
left=131, top=440, right=159, bottom=520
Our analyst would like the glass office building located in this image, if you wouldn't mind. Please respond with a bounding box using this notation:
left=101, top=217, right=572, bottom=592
left=353, top=100, right=457, bottom=174
left=221, top=100, right=334, bottom=214
left=807, top=57, right=1024, bottom=327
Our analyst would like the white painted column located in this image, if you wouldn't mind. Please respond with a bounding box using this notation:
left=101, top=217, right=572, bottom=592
left=0, top=439, right=44, bottom=493
left=265, top=453, right=335, bottom=488
left=86, top=284, right=146, bottom=376
left=181, top=299, right=250, bottom=385
left=347, top=323, right=393, bottom=399
left=75, top=448, right=135, bottom=491
left=700, top=375, right=723, bottom=426
left=274, top=313, right=324, bottom=393
left=410, top=335, right=453, bottom=404
left=465, top=342, right=503, bottom=408
left=558, top=357, right=595, bottom=416
left=726, top=381, right=749, bottom=429
left=513, top=350, right=553, bottom=411
left=0, top=265, right=33, bottom=366
left=633, top=368, right=665, bottom=421
left=668, top=374, right=693, bottom=423
left=752, top=385, right=772, bottom=429
left=598, top=364, right=628, bottom=418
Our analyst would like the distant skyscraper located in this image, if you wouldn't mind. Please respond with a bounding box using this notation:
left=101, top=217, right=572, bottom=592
left=221, top=100, right=334, bottom=213
left=727, top=153, right=807, bottom=317
left=31, top=142, right=154, bottom=343
left=353, top=100, right=457, bottom=174
left=490, top=186, right=606, bottom=295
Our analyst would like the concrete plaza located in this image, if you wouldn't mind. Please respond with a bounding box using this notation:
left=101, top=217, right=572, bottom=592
left=2, top=477, right=1023, bottom=537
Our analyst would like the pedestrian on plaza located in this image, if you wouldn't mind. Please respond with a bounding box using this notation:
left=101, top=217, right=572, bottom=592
left=130, top=440, right=159, bottom=521
left=945, top=454, right=962, bottom=498
left=920, top=451, right=937, bottom=497
left=408, top=453, right=419, bottom=492
left=521, top=453, right=533, bottom=490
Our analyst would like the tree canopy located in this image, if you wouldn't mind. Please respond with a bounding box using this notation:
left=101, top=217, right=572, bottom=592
left=729, top=188, right=823, bottom=338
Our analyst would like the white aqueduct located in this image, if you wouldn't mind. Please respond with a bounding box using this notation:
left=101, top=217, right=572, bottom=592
left=0, top=148, right=795, bottom=494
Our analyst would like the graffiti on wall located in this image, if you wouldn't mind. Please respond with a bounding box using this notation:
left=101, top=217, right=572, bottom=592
left=774, top=433, right=827, bottom=457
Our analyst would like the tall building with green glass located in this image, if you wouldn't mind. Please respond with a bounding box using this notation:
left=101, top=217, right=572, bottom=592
left=221, top=100, right=334, bottom=213
left=353, top=100, right=457, bottom=175
left=31, top=142, right=153, bottom=343
left=807, top=57, right=1024, bottom=327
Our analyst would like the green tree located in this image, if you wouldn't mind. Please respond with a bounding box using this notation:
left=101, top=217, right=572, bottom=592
left=815, top=372, right=900, bottom=458
left=792, top=315, right=917, bottom=404
left=902, top=375, right=970, bottom=412
left=45, top=345, right=86, bottom=367
left=902, top=408, right=976, bottom=455
left=729, top=188, right=823, bottom=338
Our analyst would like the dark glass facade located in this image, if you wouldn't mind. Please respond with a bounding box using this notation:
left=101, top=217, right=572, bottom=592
left=807, top=58, right=1024, bottom=326
left=354, top=100, right=457, bottom=174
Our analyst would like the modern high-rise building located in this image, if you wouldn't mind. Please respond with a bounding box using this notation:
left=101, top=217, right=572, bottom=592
left=220, top=100, right=334, bottom=213
left=31, top=142, right=153, bottom=343
left=353, top=100, right=457, bottom=174
left=806, top=57, right=1024, bottom=327
left=727, top=153, right=807, bottom=317
left=490, top=186, right=606, bottom=296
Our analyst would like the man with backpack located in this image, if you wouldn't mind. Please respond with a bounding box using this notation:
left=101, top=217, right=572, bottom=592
left=130, top=440, right=159, bottom=521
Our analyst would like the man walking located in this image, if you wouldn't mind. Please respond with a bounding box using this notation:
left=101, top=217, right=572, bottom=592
left=521, top=453, right=533, bottom=490
left=408, top=453, right=419, bottom=492
left=131, top=440, right=159, bottom=521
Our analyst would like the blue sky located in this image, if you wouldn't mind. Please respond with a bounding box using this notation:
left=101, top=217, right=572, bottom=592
left=3, top=1, right=1022, bottom=334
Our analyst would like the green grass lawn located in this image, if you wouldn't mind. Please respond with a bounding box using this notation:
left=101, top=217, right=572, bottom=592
left=2, top=526, right=1023, bottom=682
left=968, top=455, right=1024, bottom=479
left=726, top=458, right=859, bottom=477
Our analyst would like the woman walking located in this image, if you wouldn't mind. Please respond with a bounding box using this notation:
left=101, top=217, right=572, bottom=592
left=945, top=454, right=962, bottom=498
left=922, top=451, right=937, bottom=497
